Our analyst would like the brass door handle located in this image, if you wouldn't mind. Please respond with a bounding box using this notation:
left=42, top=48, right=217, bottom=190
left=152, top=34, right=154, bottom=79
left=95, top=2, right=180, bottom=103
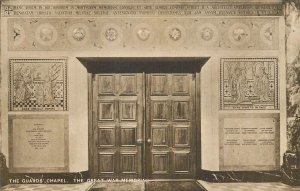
left=147, top=138, right=152, bottom=144
left=136, top=139, right=143, bottom=145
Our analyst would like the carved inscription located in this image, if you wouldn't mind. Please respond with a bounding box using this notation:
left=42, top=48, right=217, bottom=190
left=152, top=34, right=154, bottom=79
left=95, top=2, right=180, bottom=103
left=27, top=124, right=52, bottom=150
left=220, top=58, right=278, bottom=110
left=9, top=59, right=67, bottom=111
left=220, top=115, right=279, bottom=170
left=2, top=4, right=283, bottom=17
left=9, top=115, right=68, bottom=172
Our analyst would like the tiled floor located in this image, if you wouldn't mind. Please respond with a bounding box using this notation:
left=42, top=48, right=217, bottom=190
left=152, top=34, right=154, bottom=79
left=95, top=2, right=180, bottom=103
left=0, top=182, right=94, bottom=191
left=198, top=180, right=300, bottom=191
left=1, top=181, right=300, bottom=191
left=90, top=182, right=145, bottom=191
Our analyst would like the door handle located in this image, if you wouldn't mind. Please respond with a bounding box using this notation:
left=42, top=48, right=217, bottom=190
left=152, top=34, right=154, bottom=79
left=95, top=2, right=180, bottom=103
left=136, top=139, right=143, bottom=145
left=147, top=138, right=152, bottom=144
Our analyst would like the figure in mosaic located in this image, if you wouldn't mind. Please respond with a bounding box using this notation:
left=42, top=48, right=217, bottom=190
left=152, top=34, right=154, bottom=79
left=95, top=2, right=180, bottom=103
left=254, top=63, right=270, bottom=102
left=227, top=63, right=249, bottom=104
left=10, top=59, right=67, bottom=111
left=221, top=58, right=278, bottom=110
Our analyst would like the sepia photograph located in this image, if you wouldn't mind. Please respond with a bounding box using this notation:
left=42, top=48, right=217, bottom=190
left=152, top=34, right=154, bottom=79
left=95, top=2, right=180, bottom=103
left=0, top=0, right=300, bottom=190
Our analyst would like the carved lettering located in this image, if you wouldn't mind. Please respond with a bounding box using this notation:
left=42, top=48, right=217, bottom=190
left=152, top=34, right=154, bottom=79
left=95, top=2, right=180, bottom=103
left=2, top=3, right=283, bottom=17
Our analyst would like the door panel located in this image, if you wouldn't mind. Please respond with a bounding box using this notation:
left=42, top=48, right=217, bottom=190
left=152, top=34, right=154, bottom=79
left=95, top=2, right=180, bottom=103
left=93, top=72, right=196, bottom=179
left=146, top=73, right=196, bottom=178
left=94, top=73, right=143, bottom=178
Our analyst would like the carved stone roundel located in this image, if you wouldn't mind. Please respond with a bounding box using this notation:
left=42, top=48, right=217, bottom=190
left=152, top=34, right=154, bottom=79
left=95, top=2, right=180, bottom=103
left=228, top=23, right=250, bottom=46
left=40, top=28, right=53, bottom=41
left=137, top=28, right=150, bottom=41
left=35, top=23, right=58, bottom=46
left=105, top=28, right=118, bottom=41
left=201, top=27, right=214, bottom=41
left=196, top=23, right=218, bottom=46
left=67, top=23, right=89, bottom=45
left=232, top=28, right=247, bottom=41
left=72, top=27, right=86, bottom=41
left=169, top=28, right=181, bottom=41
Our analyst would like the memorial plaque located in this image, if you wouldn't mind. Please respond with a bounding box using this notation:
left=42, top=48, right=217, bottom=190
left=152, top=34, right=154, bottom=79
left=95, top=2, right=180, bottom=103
left=9, top=115, right=68, bottom=173
left=220, top=114, right=280, bottom=171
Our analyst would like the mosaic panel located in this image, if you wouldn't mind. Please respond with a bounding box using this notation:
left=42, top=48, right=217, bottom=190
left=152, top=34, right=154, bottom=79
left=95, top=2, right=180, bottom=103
left=220, top=58, right=278, bottom=110
left=9, top=59, right=67, bottom=111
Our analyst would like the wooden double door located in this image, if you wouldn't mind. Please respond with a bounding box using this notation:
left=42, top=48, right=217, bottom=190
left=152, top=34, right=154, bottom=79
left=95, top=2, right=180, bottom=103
left=91, top=72, right=197, bottom=179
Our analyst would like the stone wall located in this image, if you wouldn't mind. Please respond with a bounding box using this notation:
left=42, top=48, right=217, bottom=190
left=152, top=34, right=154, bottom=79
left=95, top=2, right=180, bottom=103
left=0, top=0, right=286, bottom=173
left=286, top=0, right=300, bottom=152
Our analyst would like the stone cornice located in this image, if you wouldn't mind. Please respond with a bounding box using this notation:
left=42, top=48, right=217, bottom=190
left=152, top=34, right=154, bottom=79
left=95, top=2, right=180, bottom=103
left=1, top=0, right=284, bottom=4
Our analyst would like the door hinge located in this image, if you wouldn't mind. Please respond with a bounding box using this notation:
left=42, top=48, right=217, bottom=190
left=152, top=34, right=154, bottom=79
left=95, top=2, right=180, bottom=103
left=192, top=73, right=196, bottom=81
left=91, top=74, right=96, bottom=82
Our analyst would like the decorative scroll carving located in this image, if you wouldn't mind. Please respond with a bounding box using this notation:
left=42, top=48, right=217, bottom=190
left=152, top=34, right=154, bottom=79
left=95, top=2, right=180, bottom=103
left=9, top=58, right=67, bottom=111
left=13, top=23, right=25, bottom=46
left=220, top=58, right=278, bottom=110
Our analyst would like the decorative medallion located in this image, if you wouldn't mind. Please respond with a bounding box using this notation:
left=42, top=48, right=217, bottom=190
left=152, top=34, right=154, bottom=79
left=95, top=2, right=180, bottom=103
left=35, top=23, right=58, bottom=46
left=197, top=23, right=219, bottom=45
left=105, top=28, right=118, bottom=41
left=13, top=23, right=25, bottom=47
left=72, top=28, right=86, bottom=41
left=228, top=23, right=250, bottom=46
left=201, top=27, right=214, bottom=41
left=100, top=24, right=122, bottom=46
left=67, top=23, right=89, bottom=45
left=137, top=28, right=150, bottom=41
left=132, top=23, right=155, bottom=46
left=260, top=23, right=273, bottom=46
left=164, top=24, right=185, bottom=46
left=233, top=28, right=247, bottom=41
left=169, top=28, right=181, bottom=41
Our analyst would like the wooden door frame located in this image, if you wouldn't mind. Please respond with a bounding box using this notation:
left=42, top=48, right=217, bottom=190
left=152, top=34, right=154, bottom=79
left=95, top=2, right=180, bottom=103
left=88, top=73, right=96, bottom=178
left=86, top=60, right=204, bottom=179
left=195, top=72, right=202, bottom=178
